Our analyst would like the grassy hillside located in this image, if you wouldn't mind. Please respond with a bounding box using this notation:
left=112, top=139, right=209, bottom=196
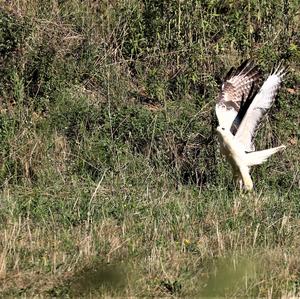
left=0, top=0, right=300, bottom=297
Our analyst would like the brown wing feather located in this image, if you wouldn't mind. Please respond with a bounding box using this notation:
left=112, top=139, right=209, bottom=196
left=217, top=60, right=261, bottom=129
left=230, top=82, right=259, bottom=135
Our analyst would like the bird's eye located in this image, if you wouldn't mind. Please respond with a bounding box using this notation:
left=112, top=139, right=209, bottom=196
left=222, top=127, right=225, bottom=131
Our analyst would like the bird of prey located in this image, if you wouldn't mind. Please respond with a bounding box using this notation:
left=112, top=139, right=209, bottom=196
left=215, top=60, right=287, bottom=191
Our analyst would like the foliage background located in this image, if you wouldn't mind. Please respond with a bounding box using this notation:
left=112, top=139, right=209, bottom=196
left=0, top=0, right=299, bottom=297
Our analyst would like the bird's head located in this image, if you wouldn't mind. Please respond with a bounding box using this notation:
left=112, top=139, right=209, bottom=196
left=216, top=126, right=234, bottom=143
left=216, top=125, right=234, bottom=142
left=216, top=126, right=227, bottom=136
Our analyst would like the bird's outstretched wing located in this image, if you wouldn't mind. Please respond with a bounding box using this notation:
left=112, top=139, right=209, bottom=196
left=215, top=60, right=261, bottom=131
left=234, top=63, right=287, bottom=152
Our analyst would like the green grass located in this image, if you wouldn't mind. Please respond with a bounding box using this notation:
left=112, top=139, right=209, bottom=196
left=0, top=0, right=300, bottom=297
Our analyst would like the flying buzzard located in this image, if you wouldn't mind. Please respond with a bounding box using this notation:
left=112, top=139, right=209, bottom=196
left=216, top=60, right=287, bottom=191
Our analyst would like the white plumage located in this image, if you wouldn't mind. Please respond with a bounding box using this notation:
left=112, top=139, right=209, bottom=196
left=216, top=60, right=287, bottom=191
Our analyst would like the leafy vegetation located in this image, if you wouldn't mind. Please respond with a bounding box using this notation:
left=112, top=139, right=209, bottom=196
left=0, top=1, right=299, bottom=297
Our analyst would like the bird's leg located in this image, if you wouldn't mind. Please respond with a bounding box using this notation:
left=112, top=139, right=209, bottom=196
left=239, top=166, right=253, bottom=191
left=233, top=172, right=243, bottom=190
left=238, top=178, right=243, bottom=190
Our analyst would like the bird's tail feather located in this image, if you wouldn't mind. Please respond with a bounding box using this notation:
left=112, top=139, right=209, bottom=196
left=246, top=145, right=286, bottom=166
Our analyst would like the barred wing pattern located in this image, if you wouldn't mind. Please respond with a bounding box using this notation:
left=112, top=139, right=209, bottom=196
left=215, top=60, right=260, bottom=131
